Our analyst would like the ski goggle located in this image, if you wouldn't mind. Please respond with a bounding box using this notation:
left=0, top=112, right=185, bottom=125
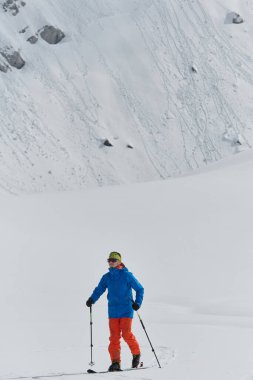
left=107, top=258, right=118, bottom=263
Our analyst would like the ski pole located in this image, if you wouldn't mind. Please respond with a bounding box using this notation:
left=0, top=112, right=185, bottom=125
left=89, top=305, right=95, bottom=366
left=136, top=311, right=161, bottom=368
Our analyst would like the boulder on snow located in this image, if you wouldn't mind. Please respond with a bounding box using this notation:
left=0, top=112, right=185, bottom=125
left=225, top=12, right=244, bottom=24
left=40, top=26, right=65, bottom=45
left=223, top=130, right=245, bottom=148
left=2, top=0, right=25, bottom=16
left=103, top=139, right=113, bottom=147
left=234, top=134, right=244, bottom=146
left=19, top=26, right=28, bottom=34
left=233, top=13, right=244, bottom=24
left=0, top=50, right=25, bottom=69
left=0, top=63, right=9, bottom=73
left=27, top=36, right=38, bottom=44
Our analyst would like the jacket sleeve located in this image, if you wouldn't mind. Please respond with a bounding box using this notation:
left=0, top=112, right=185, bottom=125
left=90, top=274, right=108, bottom=303
left=128, top=273, right=144, bottom=307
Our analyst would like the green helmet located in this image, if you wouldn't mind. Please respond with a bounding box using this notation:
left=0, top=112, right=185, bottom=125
left=108, top=251, right=122, bottom=261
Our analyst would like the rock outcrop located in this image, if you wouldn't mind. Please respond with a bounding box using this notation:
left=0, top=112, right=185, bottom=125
left=40, top=26, right=65, bottom=45
left=104, top=139, right=113, bottom=147
left=0, top=62, right=9, bottom=73
left=27, top=36, right=38, bottom=44
left=233, top=13, right=244, bottom=24
left=0, top=48, right=25, bottom=69
left=225, top=11, right=244, bottom=24
left=2, top=0, right=26, bottom=16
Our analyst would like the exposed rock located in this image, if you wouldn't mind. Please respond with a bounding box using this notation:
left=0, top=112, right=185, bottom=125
left=104, top=139, right=113, bottom=147
left=27, top=36, right=38, bottom=44
left=19, top=26, right=28, bottom=34
left=0, top=49, right=25, bottom=69
left=40, top=26, right=65, bottom=45
left=225, top=12, right=244, bottom=24
left=2, top=0, right=25, bottom=16
left=0, top=63, right=9, bottom=73
left=191, top=65, right=198, bottom=73
left=223, top=130, right=245, bottom=148
left=233, top=13, right=244, bottom=24
left=234, top=134, right=244, bottom=146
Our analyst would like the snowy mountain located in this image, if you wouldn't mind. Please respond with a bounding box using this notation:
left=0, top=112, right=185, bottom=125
left=2, top=150, right=253, bottom=380
left=1, top=0, right=253, bottom=194
left=2, top=2, right=253, bottom=379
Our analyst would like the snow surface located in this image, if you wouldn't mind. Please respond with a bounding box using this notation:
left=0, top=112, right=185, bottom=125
left=2, top=150, right=253, bottom=380
left=1, top=0, right=253, bottom=193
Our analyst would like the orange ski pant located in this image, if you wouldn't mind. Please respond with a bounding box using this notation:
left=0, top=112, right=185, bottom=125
left=108, top=318, right=140, bottom=362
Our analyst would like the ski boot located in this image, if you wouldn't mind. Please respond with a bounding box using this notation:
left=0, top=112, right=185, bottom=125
left=132, top=354, right=141, bottom=368
left=108, top=361, right=121, bottom=372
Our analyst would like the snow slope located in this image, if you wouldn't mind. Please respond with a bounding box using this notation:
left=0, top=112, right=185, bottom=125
left=1, top=0, right=253, bottom=193
left=1, top=150, right=253, bottom=380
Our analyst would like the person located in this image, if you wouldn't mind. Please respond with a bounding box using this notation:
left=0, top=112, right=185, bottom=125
left=86, top=251, right=144, bottom=372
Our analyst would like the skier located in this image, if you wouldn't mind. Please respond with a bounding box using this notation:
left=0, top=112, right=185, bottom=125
left=86, top=251, right=144, bottom=372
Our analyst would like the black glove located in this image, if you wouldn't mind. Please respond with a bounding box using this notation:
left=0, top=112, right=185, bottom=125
left=132, top=301, right=140, bottom=311
left=86, top=297, right=93, bottom=307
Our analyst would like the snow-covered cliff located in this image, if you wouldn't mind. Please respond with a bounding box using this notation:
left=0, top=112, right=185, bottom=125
left=0, top=0, right=253, bottom=194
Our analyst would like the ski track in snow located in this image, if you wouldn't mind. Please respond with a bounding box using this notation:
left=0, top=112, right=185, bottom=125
left=0, top=0, right=253, bottom=193
left=2, top=151, right=253, bottom=379
left=133, top=0, right=252, bottom=169
left=5, top=347, right=173, bottom=380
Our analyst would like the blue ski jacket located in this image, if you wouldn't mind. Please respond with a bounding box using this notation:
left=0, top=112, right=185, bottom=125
left=90, top=265, right=144, bottom=318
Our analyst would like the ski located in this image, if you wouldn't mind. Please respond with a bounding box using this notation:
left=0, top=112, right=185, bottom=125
left=87, top=366, right=149, bottom=374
